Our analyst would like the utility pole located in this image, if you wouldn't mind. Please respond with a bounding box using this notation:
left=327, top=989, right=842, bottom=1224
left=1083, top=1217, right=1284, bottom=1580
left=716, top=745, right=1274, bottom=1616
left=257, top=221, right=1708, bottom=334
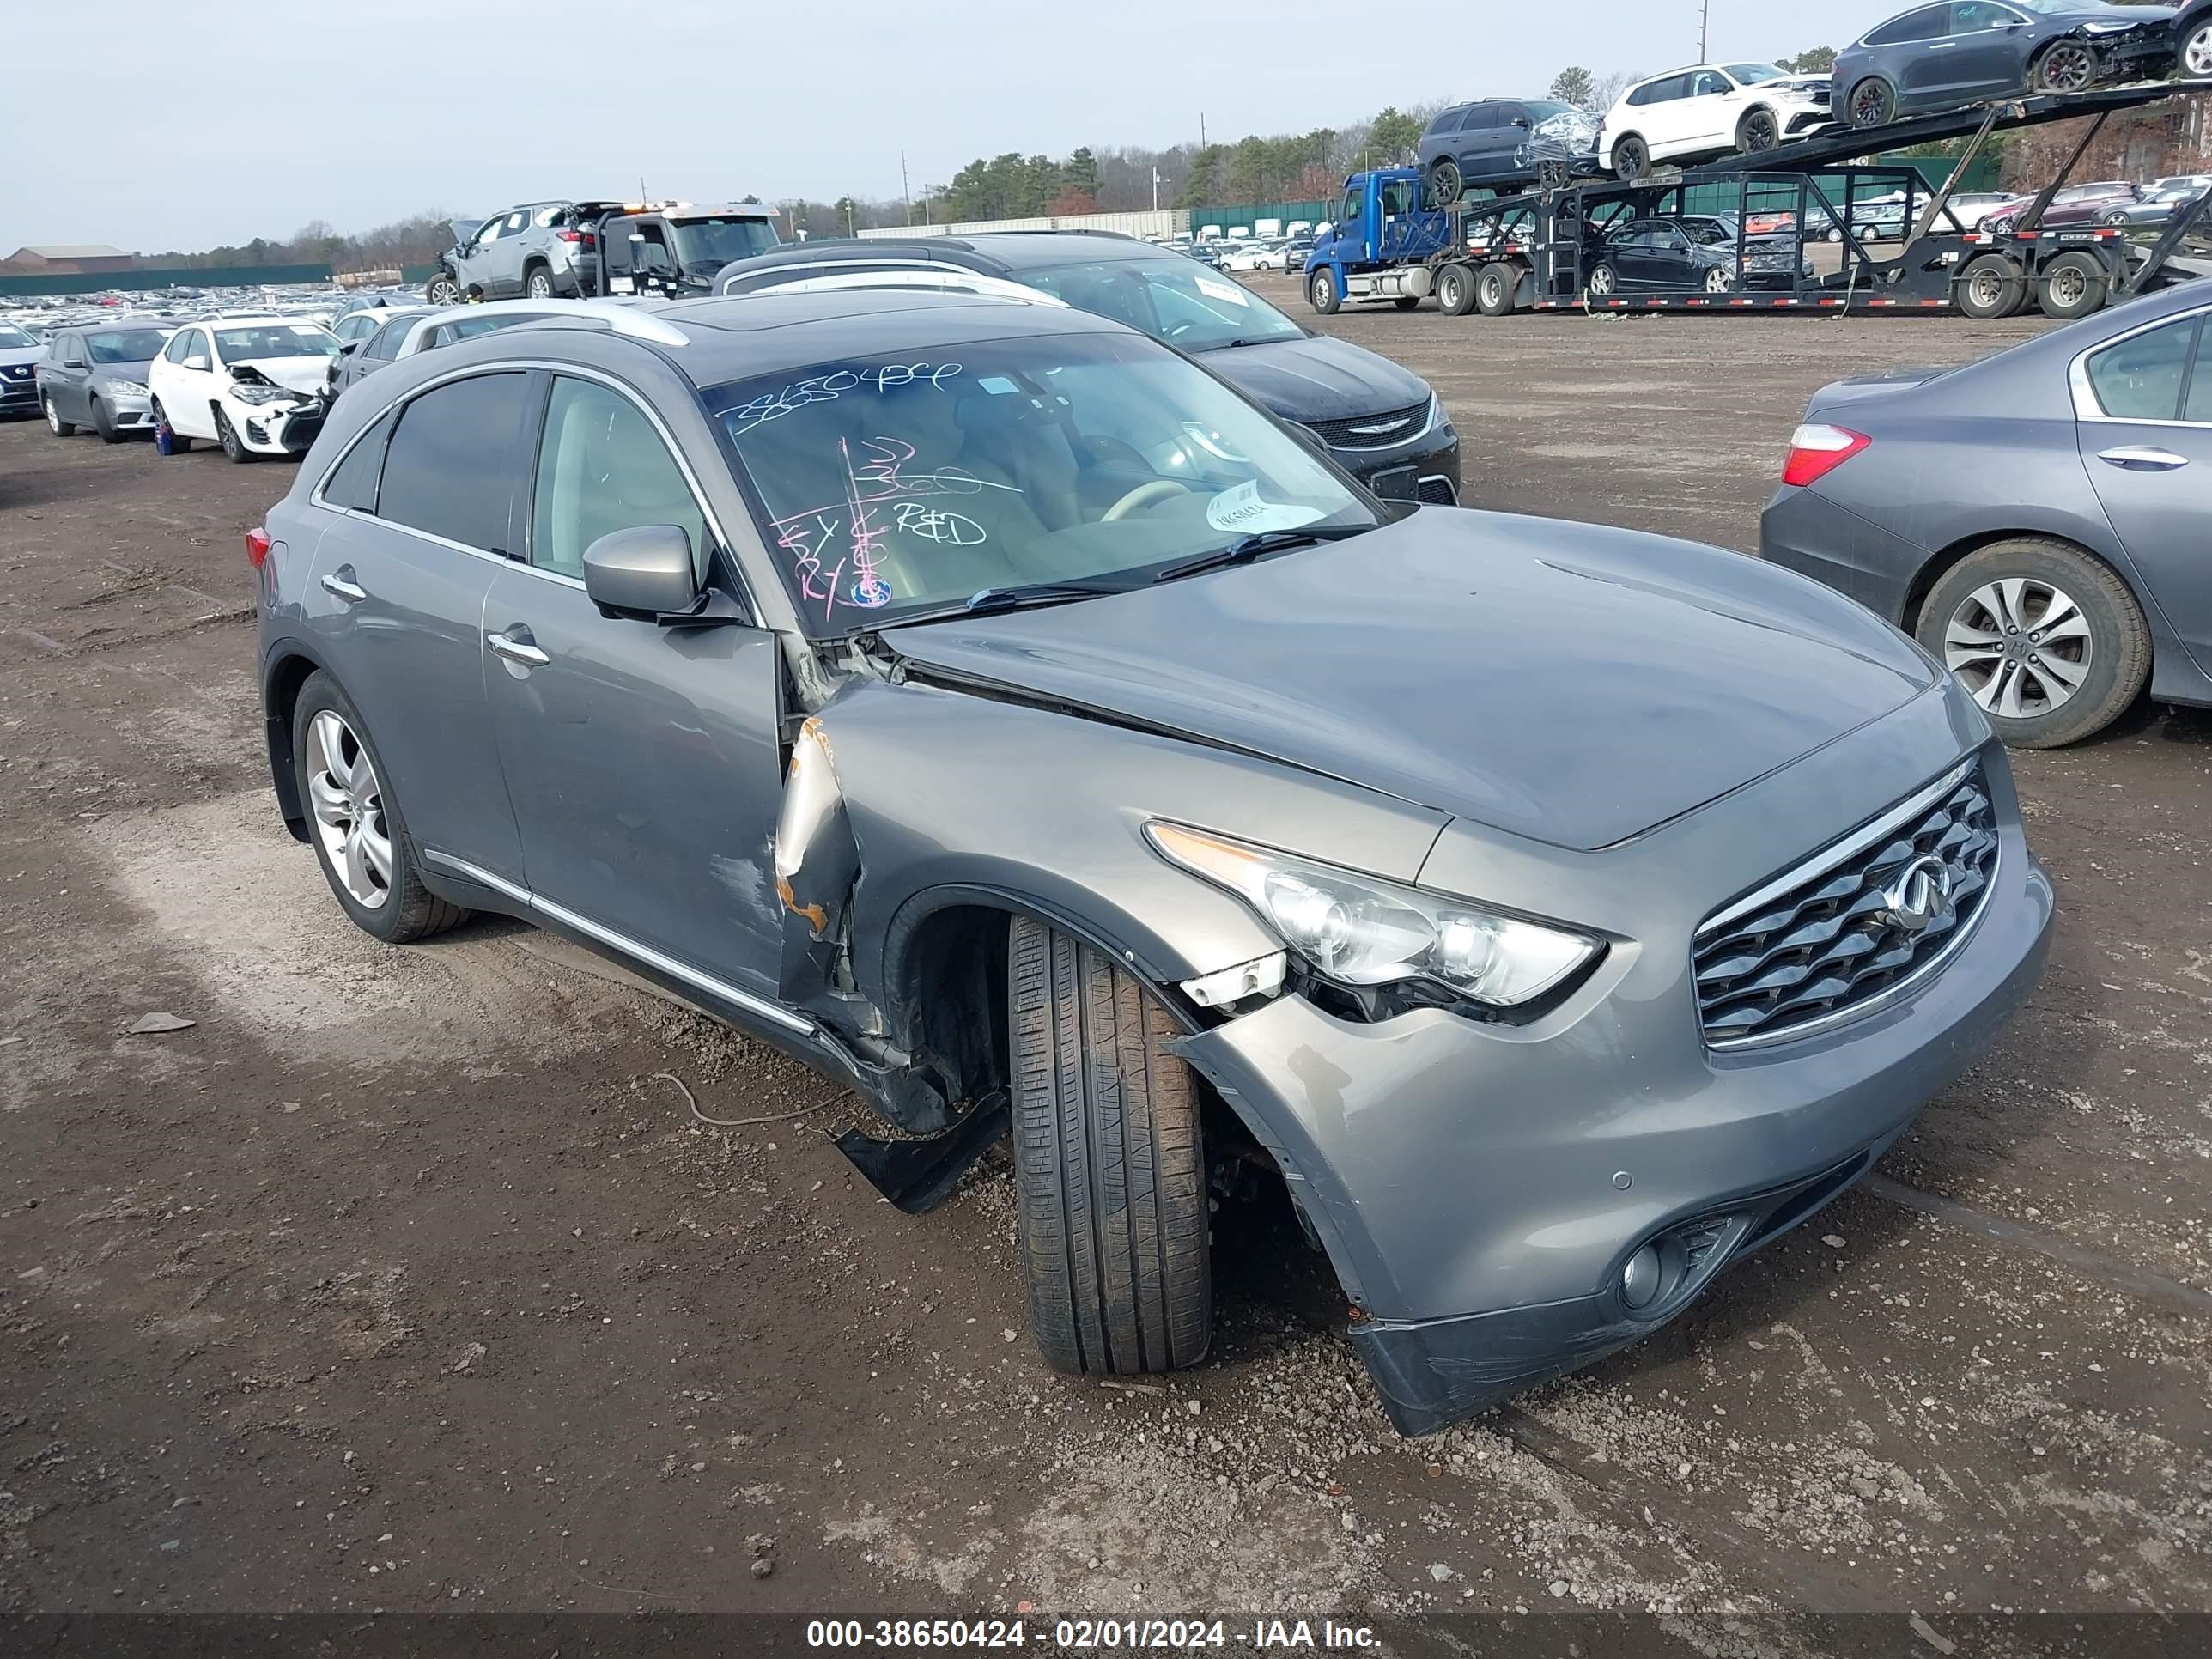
left=901, top=151, right=913, bottom=224
left=1698, top=0, right=1709, bottom=61
left=1152, top=166, right=1161, bottom=211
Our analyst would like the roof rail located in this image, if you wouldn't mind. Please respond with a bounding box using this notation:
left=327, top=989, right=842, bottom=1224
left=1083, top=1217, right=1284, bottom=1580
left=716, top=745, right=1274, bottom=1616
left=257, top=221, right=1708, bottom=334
left=464, top=296, right=690, bottom=345
left=723, top=270, right=1068, bottom=307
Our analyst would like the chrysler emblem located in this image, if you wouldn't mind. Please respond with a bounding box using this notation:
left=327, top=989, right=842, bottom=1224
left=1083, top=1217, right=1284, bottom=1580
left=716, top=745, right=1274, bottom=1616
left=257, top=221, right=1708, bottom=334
left=1880, top=855, right=1954, bottom=934
left=1349, top=416, right=1412, bottom=436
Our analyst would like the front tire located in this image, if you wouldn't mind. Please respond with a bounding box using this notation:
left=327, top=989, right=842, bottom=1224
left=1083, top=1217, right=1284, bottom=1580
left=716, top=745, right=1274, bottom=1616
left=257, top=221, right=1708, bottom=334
left=1704, top=264, right=1735, bottom=295
left=214, top=406, right=253, bottom=464
left=1586, top=260, right=1620, bottom=301
left=1916, top=540, right=2150, bottom=748
left=1611, top=134, right=1649, bottom=182
left=1009, top=917, right=1211, bottom=1377
left=1954, top=252, right=2027, bottom=319
left=1308, top=269, right=1341, bottom=314
left=291, top=672, right=470, bottom=942
left=43, top=395, right=74, bottom=437
left=1736, top=107, right=1780, bottom=155
left=1848, top=76, right=1896, bottom=130
left=2033, top=40, right=2098, bottom=94
left=1428, top=157, right=1463, bottom=208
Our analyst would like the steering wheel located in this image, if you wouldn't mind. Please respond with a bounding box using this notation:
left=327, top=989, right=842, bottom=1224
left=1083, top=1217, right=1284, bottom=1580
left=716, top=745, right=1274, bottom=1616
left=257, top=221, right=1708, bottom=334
left=1101, top=480, right=1188, bottom=523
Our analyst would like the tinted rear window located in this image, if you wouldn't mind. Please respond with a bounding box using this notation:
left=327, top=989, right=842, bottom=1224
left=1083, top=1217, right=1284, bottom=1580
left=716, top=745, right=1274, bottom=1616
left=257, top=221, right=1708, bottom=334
left=376, top=372, right=531, bottom=551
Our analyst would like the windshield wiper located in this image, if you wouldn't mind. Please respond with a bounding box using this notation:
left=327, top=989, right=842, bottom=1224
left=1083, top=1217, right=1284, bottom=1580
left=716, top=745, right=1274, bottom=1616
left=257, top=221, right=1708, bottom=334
left=869, top=580, right=1133, bottom=630
left=1152, top=524, right=1372, bottom=585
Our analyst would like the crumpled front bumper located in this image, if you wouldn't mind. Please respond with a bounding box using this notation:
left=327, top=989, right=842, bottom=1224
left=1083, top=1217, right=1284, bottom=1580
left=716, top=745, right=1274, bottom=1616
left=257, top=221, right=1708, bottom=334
left=225, top=392, right=327, bottom=455
left=1170, top=712, right=2053, bottom=1436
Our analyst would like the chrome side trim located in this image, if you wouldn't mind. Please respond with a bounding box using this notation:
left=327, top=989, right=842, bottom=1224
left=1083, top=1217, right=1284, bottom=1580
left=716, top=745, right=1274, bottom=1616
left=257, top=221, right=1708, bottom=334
left=419, top=850, right=813, bottom=1035
left=1697, top=757, right=1977, bottom=940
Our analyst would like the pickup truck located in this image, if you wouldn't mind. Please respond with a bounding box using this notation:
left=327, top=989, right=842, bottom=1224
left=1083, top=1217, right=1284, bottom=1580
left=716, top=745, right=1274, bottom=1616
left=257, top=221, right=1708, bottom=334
left=428, top=202, right=780, bottom=305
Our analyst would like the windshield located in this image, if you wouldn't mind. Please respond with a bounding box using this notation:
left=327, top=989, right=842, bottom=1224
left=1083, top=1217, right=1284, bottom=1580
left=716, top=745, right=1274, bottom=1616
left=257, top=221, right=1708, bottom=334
left=213, top=324, right=339, bottom=361
left=0, top=323, right=35, bottom=349
left=86, top=328, right=168, bottom=364
left=1521, top=100, right=1577, bottom=120
left=710, top=331, right=1376, bottom=635
left=1724, top=63, right=1785, bottom=84
left=1021, top=258, right=1305, bottom=352
left=672, top=217, right=780, bottom=271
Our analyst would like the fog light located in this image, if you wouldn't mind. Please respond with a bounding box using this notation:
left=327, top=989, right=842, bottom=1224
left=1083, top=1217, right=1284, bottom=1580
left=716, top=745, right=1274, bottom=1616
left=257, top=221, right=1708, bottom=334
left=1621, top=1243, right=1662, bottom=1310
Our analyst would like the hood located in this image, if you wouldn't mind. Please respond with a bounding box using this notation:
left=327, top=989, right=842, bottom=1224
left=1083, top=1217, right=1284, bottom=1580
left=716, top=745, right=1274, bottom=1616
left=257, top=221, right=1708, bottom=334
left=91, top=358, right=158, bottom=382
left=0, top=345, right=41, bottom=368
left=1192, top=333, right=1433, bottom=423
left=886, top=510, right=1935, bottom=853
left=232, top=357, right=332, bottom=397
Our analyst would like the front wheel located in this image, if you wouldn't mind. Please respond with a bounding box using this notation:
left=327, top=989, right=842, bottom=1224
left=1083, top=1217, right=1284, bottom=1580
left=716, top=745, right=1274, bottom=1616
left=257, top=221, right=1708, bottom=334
left=1307, top=270, right=1341, bottom=314
left=1848, top=76, right=1896, bottom=130
left=291, top=672, right=471, bottom=942
left=2033, top=40, right=2098, bottom=94
left=2038, top=250, right=2107, bottom=319
left=1736, top=108, right=1780, bottom=155
left=1704, top=264, right=1735, bottom=295
left=214, top=406, right=253, bottom=464
left=1916, top=540, right=2149, bottom=748
left=1586, top=260, right=1620, bottom=301
left=1009, top=916, right=1212, bottom=1377
left=1428, top=157, right=1463, bottom=208
left=43, top=395, right=74, bottom=437
left=1610, top=134, right=1649, bottom=182
left=1954, top=252, right=2027, bottom=319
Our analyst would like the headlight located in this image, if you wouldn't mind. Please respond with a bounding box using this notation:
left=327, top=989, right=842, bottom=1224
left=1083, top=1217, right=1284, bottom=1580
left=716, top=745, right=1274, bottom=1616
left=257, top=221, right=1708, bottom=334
left=228, top=381, right=293, bottom=405
left=105, top=380, right=149, bottom=398
left=2081, top=19, right=2134, bottom=31
left=1146, top=822, right=1601, bottom=1008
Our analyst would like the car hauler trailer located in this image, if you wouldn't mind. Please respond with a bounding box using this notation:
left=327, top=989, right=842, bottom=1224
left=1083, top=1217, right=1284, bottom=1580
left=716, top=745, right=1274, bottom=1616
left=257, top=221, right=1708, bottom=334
left=1304, top=82, right=2212, bottom=322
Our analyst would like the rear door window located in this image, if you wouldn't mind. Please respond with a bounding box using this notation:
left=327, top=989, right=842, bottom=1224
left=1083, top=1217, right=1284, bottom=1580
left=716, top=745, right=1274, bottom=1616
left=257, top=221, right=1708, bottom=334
left=1867, top=5, right=1949, bottom=45
left=376, top=372, right=532, bottom=552
left=2085, top=318, right=2199, bottom=421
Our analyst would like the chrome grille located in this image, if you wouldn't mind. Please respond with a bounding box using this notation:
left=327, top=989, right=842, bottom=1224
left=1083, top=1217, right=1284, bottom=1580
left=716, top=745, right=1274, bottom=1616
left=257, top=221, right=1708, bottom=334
left=1695, top=762, right=1997, bottom=1049
left=1304, top=398, right=1432, bottom=451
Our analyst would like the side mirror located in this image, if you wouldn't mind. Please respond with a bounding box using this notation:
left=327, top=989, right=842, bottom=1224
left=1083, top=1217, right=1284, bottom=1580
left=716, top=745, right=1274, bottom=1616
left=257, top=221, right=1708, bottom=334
left=338, top=340, right=362, bottom=356
left=583, top=524, right=700, bottom=620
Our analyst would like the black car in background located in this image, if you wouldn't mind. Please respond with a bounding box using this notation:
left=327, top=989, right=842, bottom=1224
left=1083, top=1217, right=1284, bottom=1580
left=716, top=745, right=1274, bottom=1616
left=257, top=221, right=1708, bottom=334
left=1584, top=216, right=1808, bottom=297
left=1836, top=1, right=2178, bottom=128
left=714, top=234, right=1461, bottom=502
left=1418, top=99, right=1601, bottom=203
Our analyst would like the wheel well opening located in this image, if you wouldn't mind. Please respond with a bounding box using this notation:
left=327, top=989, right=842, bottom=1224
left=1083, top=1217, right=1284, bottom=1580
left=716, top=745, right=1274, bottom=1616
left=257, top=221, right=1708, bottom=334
left=264, top=652, right=320, bottom=837
left=897, top=904, right=1012, bottom=1116
left=1904, top=530, right=2129, bottom=633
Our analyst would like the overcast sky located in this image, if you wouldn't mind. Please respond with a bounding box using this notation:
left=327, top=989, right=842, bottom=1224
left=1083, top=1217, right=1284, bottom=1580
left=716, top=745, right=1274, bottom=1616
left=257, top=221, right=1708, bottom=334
left=15, top=0, right=1888, bottom=250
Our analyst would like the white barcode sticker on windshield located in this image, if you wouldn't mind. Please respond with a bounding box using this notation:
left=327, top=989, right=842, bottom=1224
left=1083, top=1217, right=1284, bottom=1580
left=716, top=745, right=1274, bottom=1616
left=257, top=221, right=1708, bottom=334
left=1195, top=277, right=1251, bottom=306
left=1206, top=480, right=1325, bottom=534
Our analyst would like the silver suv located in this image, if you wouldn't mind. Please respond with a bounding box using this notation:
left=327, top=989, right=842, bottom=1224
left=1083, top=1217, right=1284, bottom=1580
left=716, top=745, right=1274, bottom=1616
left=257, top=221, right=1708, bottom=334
left=427, top=203, right=591, bottom=303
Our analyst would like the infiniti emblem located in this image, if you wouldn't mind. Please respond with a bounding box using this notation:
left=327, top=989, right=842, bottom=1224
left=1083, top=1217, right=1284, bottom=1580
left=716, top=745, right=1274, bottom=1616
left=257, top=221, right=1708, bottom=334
left=1881, top=855, right=1954, bottom=934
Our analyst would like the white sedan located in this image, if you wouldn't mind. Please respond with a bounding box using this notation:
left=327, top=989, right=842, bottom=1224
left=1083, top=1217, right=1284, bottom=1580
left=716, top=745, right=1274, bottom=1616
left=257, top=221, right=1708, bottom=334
left=1218, top=242, right=1288, bottom=273
left=148, top=316, right=340, bottom=462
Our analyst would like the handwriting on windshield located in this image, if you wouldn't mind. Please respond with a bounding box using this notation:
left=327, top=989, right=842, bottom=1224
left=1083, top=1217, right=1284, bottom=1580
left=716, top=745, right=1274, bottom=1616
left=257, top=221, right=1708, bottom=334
left=771, top=434, right=1011, bottom=624
left=728, top=362, right=963, bottom=434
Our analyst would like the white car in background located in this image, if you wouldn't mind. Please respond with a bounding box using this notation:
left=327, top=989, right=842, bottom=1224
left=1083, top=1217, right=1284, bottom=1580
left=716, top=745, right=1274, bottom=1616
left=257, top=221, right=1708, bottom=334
left=1218, top=241, right=1288, bottom=273
left=147, top=315, right=339, bottom=462
left=1599, top=62, right=1834, bottom=179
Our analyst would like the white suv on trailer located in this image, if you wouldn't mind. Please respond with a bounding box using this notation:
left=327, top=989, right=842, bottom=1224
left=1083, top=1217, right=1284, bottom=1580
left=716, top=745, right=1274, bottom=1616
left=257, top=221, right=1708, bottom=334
left=1599, top=63, right=1834, bottom=180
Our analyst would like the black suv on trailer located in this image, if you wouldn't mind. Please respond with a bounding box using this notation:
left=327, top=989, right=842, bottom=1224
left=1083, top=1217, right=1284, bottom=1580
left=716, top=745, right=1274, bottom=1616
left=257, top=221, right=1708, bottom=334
left=712, top=233, right=1461, bottom=503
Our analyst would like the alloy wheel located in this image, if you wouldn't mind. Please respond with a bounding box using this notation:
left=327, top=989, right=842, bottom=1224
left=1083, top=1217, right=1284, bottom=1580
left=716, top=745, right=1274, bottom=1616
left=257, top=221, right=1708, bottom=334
left=526, top=270, right=552, bottom=299
left=428, top=276, right=461, bottom=306
left=1589, top=265, right=1615, bottom=297
left=44, top=398, right=62, bottom=434
left=2039, top=43, right=2094, bottom=93
left=306, top=709, right=393, bottom=908
left=2188, top=25, right=2212, bottom=77
left=1943, top=578, right=2093, bottom=720
left=1741, top=111, right=1778, bottom=152
left=1705, top=265, right=1733, bottom=294
left=1850, top=82, right=1891, bottom=127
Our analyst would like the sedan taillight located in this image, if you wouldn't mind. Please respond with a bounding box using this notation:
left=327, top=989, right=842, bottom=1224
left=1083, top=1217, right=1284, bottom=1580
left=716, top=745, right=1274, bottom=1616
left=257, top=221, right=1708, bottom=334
left=1782, top=424, right=1870, bottom=488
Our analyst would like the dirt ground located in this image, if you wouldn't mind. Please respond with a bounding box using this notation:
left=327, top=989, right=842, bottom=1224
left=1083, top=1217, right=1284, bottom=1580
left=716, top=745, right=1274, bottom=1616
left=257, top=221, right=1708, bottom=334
left=3, top=293, right=2209, bottom=1650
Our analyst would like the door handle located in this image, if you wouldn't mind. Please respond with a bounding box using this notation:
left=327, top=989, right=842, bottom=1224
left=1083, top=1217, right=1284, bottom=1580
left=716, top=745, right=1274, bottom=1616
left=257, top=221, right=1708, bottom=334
left=319, top=572, right=367, bottom=602
left=2098, top=445, right=2189, bottom=471
left=487, top=629, right=550, bottom=667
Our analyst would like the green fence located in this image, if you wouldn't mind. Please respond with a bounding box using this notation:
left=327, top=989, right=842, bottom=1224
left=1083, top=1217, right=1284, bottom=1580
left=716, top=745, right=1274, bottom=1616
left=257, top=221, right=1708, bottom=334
left=1191, top=200, right=1333, bottom=230
left=0, top=262, right=333, bottom=296
left=1872, top=151, right=2001, bottom=192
